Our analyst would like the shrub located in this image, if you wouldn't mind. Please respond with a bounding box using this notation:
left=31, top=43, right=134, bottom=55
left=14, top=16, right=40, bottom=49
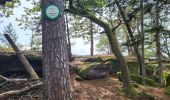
left=131, top=74, right=157, bottom=86
left=166, top=74, right=170, bottom=86
left=117, top=72, right=157, bottom=86
left=165, top=86, right=170, bottom=96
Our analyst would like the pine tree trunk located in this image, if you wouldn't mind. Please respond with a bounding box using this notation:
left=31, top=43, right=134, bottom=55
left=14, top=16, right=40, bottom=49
left=41, top=0, right=72, bottom=99
left=155, top=0, right=163, bottom=87
left=90, top=21, right=94, bottom=56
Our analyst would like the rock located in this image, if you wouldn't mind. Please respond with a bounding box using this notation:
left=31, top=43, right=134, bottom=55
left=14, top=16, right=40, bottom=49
left=78, top=63, right=112, bottom=80
left=84, top=57, right=103, bottom=62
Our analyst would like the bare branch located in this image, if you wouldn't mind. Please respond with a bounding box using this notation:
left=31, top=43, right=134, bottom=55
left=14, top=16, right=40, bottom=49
left=0, top=81, right=43, bottom=99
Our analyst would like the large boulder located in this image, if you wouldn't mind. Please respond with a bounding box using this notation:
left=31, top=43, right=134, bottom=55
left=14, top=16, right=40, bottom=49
left=77, top=63, right=112, bottom=80
left=84, top=57, right=103, bottom=62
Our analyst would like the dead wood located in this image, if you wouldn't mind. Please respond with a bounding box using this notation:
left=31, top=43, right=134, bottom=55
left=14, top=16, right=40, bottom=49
left=0, top=81, right=43, bottom=99
left=0, top=75, right=28, bottom=83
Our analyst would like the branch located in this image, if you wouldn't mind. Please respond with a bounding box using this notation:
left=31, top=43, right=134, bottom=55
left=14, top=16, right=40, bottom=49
left=99, top=20, right=121, bottom=34
left=65, top=7, right=111, bottom=32
left=0, top=81, right=43, bottom=99
left=0, top=75, right=28, bottom=83
left=0, top=75, right=40, bottom=83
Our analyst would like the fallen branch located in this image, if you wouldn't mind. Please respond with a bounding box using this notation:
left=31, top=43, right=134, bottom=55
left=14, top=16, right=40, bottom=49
left=0, top=75, right=28, bottom=83
left=0, top=81, right=43, bottom=99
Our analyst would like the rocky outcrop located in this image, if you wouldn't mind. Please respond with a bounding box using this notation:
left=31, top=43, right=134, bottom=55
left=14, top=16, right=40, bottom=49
left=77, top=63, right=112, bottom=80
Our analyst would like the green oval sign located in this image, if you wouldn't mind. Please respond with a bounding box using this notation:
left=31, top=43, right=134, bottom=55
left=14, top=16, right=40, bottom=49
left=44, top=3, right=61, bottom=20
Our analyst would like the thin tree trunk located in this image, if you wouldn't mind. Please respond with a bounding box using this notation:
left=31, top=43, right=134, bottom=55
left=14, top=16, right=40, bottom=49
left=41, top=0, right=72, bottom=99
left=30, top=30, right=33, bottom=50
left=65, top=13, right=72, bottom=60
left=106, top=30, right=131, bottom=89
left=140, top=0, right=146, bottom=84
left=90, top=21, right=94, bottom=56
left=116, top=1, right=143, bottom=76
left=4, top=34, right=39, bottom=79
left=155, top=0, right=163, bottom=87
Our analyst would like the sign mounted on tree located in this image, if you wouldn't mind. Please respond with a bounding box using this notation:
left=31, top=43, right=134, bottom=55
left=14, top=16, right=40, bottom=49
left=44, top=3, right=61, bottom=20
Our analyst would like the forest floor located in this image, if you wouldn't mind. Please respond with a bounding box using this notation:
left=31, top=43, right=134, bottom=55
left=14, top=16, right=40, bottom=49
left=0, top=76, right=170, bottom=100
left=0, top=54, right=170, bottom=100
left=72, top=76, right=170, bottom=100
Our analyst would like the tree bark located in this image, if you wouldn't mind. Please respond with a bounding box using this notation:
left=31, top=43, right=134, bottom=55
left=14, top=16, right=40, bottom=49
left=155, top=0, right=163, bottom=87
left=65, top=13, right=72, bottom=60
left=4, top=34, right=39, bottom=79
left=90, top=21, right=94, bottom=56
left=140, top=0, right=146, bottom=84
left=30, top=30, right=34, bottom=50
left=41, top=0, right=72, bottom=99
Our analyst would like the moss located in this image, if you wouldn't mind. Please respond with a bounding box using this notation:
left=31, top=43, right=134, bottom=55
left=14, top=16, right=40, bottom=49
left=137, top=91, right=155, bottom=100
left=77, top=62, right=101, bottom=78
left=163, top=72, right=170, bottom=86
left=75, top=75, right=84, bottom=81
left=105, top=59, right=140, bottom=75
left=122, top=86, right=138, bottom=98
left=165, top=86, right=170, bottom=96
left=131, top=82, right=139, bottom=88
left=117, top=72, right=157, bottom=86
left=131, top=74, right=157, bottom=86
left=166, top=74, right=170, bottom=86
left=117, top=72, right=122, bottom=81
left=127, top=62, right=140, bottom=74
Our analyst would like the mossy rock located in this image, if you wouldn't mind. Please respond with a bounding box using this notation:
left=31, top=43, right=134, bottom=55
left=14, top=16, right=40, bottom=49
left=105, top=59, right=140, bottom=75
left=76, top=62, right=111, bottom=80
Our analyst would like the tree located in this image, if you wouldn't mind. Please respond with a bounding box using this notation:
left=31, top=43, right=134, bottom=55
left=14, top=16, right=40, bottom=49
left=0, top=23, right=18, bottom=47
left=66, top=0, right=131, bottom=89
left=115, top=0, right=147, bottom=79
left=69, top=16, right=99, bottom=56
left=41, top=0, right=72, bottom=99
left=155, top=0, right=163, bottom=87
left=96, top=34, right=112, bottom=54
left=140, top=0, right=146, bottom=84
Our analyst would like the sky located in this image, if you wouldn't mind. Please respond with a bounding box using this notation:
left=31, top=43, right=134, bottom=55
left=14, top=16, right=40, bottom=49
left=0, top=0, right=98, bottom=55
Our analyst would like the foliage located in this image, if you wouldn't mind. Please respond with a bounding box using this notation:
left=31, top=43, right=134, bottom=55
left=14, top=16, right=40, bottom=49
left=96, top=34, right=111, bottom=54
left=0, top=0, right=20, bottom=17
left=0, top=23, right=18, bottom=47
left=0, top=46, right=13, bottom=52
left=165, top=86, right=170, bottom=96
left=118, top=72, right=157, bottom=86
left=122, top=86, right=138, bottom=98
left=137, top=91, right=155, bottom=100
